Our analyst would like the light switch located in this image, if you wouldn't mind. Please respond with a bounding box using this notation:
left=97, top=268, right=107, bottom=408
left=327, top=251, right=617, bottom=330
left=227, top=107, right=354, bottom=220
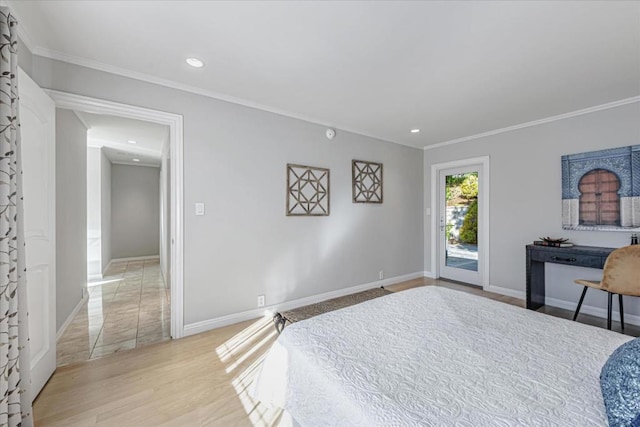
left=195, top=202, right=205, bottom=216
left=426, top=208, right=431, bottom=216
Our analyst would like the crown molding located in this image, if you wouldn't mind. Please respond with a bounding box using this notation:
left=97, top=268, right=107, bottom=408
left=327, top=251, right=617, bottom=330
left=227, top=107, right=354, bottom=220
left=111, top=160, right=161, bottom=168
left=424, top=96, right=640, bottom=151
left=88, top=137, right=163, bottom=156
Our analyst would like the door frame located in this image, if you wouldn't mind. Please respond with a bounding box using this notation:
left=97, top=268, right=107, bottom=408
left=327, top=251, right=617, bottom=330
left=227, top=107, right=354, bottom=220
left=46, top=90, right=186, bottom=339
left=430, top=156, right=490, bottom=290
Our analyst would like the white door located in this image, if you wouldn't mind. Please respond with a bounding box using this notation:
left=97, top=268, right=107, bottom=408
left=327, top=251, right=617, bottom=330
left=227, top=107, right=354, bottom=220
left=19, top=68, right=56, bottom=400
left=438, top=165, right=482, bottom=286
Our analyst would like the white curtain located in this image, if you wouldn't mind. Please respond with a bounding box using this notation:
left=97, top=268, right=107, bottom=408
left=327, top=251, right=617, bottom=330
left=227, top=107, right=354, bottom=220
left=0, top=7, right=33, bottom=427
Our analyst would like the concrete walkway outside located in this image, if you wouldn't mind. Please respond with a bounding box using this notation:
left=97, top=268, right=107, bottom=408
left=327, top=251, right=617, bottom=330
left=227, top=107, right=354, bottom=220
left=446, top=243, right=478, bottom=271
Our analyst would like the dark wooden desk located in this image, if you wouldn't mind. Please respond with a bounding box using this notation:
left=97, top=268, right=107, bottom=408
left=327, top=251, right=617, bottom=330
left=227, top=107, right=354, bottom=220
left=525, top=244, right=616, bottom=310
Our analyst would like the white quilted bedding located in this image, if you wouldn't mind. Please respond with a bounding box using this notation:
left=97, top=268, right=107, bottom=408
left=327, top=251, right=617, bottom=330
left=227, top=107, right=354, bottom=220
left=251, top=286, right=632, bottom=426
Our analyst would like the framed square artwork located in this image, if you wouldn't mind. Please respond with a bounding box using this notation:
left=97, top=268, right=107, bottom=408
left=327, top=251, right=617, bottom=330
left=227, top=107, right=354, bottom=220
left=286, top=163, right=330, bottom=216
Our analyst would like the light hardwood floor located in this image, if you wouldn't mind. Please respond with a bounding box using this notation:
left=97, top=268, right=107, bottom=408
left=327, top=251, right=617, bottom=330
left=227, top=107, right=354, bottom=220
left=34, top=278, right=638, bottom=426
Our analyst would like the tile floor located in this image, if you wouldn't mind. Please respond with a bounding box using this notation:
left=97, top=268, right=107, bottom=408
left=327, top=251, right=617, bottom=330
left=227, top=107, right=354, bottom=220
left=56, top=259, right=171, bottom=366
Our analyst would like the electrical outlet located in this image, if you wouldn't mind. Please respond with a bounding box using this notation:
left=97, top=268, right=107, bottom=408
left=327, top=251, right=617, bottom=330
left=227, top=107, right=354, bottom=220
left=257, top=294, right=266, bottom=307
left=379, top=270, right=384, bottom=280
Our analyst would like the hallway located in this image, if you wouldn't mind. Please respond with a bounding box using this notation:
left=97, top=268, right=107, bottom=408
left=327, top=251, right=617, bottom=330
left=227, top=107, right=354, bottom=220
left=56, top=259, right=171, bottom=366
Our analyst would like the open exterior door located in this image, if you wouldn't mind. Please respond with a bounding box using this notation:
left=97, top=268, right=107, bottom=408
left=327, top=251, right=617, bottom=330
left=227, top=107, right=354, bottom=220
left=19, top=68, right=57, bottom=400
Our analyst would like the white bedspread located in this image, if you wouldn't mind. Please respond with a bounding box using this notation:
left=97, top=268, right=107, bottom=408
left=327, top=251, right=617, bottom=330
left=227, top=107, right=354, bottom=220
left=251, top=286, right=632, bottom=426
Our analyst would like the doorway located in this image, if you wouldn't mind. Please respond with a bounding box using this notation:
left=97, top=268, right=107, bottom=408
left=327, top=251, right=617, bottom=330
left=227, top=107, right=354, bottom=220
left=60, top=112, right=172, bottom=365
left=47, top=90, right=185, bottom=342
left=431, top=157, right=489, bottom=288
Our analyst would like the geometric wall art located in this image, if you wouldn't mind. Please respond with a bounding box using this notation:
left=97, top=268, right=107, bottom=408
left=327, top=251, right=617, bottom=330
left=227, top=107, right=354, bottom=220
left=352, top=159, right=383, bottom=203
left=562, top=145, right=640, bottom=231
left=286, top=163, right=330, bottom=216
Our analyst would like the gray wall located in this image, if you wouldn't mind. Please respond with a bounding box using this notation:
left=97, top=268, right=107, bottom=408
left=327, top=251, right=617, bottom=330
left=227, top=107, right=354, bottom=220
left=101, top=149, right=112, bottom=271
left=111, top=164, right=160, bottom=259
left=17, top=37, right=33, bottom=76
left=55, top=108, right=87, bottom=331
left=424, top=102, right=640, bottom=316
left=31, top=56, right=424, bottom=325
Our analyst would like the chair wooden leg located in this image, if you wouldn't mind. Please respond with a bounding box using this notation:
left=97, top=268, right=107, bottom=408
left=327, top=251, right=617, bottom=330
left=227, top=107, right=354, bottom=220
left=619, top=294, right=625, bottom=332
left=607, top=292, right=613, bottom=330
left=573, top=286, right=588, bottom=321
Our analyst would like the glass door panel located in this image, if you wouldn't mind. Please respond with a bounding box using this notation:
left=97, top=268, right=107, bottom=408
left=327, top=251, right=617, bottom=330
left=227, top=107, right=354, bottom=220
left=439, top=167, right=481, bottom=286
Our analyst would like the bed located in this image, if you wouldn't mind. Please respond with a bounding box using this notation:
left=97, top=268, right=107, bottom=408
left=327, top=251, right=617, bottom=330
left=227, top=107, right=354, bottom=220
left=251, top=286, right=634, bottom=426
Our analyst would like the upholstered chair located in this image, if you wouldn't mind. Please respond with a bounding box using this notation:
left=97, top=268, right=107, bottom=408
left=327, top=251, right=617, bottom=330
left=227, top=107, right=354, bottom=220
left=573, top=245, right=640, bottom=331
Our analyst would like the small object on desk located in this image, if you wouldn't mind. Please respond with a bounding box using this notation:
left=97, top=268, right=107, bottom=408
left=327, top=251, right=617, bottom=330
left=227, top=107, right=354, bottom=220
left=539, top=237, right=569, bottom=243
left=631, top=233, right=638, bottom=245
left=534, top=237, right=573, bottom=248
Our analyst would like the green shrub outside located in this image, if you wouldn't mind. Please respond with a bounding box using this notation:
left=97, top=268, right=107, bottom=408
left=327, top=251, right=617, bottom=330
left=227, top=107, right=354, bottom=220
left=446, top=175, right=466, bottom=186
left=459, top=199, right=478, bottom=244
left=461, top=174, right=478, bottom=199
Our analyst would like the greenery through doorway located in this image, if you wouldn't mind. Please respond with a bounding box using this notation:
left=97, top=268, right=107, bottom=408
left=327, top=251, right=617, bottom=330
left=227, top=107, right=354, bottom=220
left=445, top=172, right=478, bottom=271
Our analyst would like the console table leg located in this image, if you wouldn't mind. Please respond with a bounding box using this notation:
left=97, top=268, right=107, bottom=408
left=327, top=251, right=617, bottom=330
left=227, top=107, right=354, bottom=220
left=527, top=259, right=545, bottom=310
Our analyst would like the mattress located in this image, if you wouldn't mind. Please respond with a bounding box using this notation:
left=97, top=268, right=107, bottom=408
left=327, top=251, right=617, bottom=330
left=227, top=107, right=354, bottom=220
left=251, top=286, right=632, bottom=426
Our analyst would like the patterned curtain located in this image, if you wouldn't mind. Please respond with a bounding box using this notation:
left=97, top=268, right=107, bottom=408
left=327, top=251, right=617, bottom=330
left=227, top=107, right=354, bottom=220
left=0, top=7, right=33, bottom=427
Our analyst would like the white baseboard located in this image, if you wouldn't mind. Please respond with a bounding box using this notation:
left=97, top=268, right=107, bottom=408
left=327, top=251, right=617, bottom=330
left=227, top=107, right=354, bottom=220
left=423, top=271, right=436, bottom=278
left=545, top=296, right=640, bottom=328
left=182, top=271, right=425, bottom=337
left=56, top=292, right=89, bottom=341
left=486, top=285, right=526, bottom=300
left=111, top=255, right=160, bottom=263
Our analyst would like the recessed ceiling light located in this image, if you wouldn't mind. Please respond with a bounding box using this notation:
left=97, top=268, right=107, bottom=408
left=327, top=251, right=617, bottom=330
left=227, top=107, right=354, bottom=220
left=128, top=140, right=137, bottom=144
left=132, top=158, right=140, bottom=162
left=186, top=57, right=204, bottom=68
left=410, top=129, right=421, bottom=134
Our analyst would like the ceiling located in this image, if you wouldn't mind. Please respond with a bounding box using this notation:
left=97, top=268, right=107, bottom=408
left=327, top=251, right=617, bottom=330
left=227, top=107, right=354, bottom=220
left=11, top=1, right=640, bottom=149
left=79, top=112, right=169, bottom=167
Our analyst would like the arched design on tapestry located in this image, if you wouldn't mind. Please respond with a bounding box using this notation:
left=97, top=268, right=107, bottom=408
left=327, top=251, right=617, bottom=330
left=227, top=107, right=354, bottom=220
left=578, top=169, right=620, bottom=226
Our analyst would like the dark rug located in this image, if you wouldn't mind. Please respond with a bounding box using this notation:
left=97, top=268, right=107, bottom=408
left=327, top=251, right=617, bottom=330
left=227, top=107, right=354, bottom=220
left=273, top=287, right=392, bottom=333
